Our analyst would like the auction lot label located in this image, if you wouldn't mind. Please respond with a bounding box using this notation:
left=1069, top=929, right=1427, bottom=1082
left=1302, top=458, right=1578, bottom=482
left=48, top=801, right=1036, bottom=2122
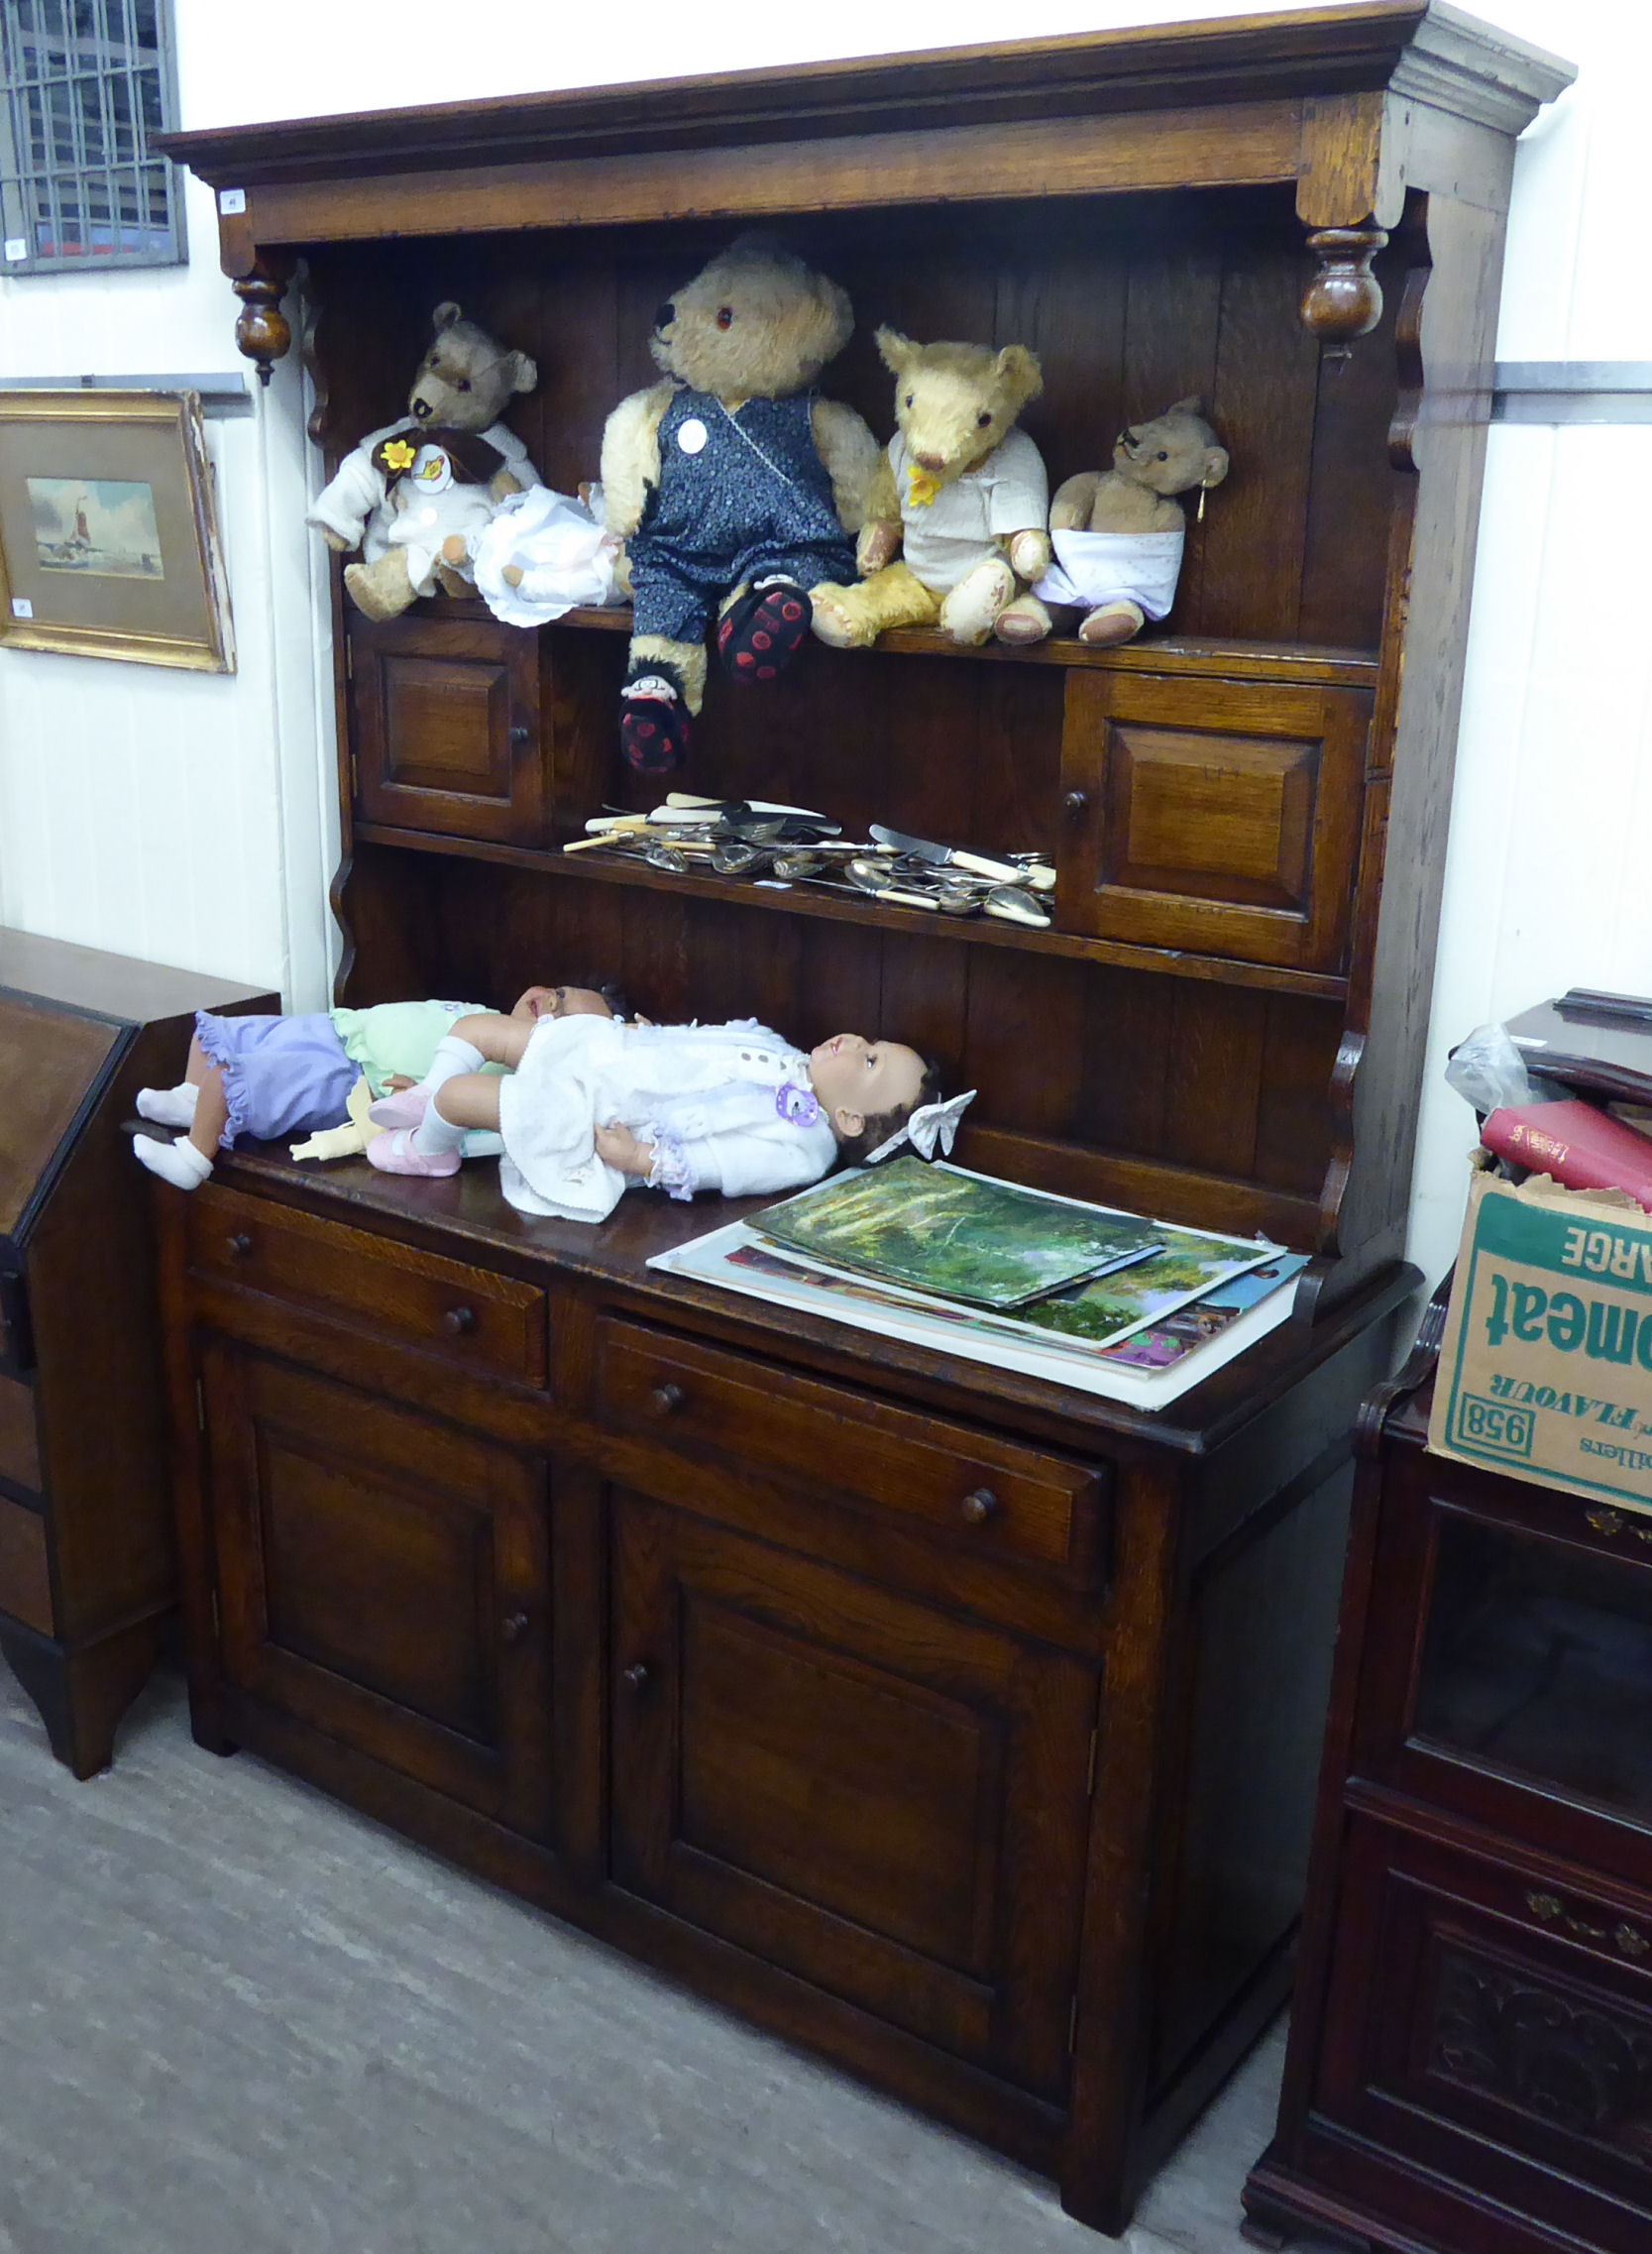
left=1428, top=1173, right=1652, bottom=1515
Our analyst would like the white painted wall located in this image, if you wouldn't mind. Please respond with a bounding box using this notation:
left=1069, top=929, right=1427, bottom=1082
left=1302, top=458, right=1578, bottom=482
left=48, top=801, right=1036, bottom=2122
left=1, top=0, right=1643, bottom=1276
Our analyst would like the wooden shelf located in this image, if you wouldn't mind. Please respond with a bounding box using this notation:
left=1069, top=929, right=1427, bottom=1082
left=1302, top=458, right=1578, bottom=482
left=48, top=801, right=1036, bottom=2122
left=433, top=596, right=1381, bottom=688
left=353, top=820, right=1352, bottom=1001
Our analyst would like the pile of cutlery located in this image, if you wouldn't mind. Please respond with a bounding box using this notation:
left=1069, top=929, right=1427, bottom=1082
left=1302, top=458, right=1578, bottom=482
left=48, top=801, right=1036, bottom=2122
left=566, top=796, right=1056, bottom=926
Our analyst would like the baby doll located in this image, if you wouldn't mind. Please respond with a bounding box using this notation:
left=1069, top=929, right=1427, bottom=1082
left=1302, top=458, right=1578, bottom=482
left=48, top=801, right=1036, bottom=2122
left=366, top=1014, right=959, bottom=1225
left=132, top=979, right=627, bottom=1193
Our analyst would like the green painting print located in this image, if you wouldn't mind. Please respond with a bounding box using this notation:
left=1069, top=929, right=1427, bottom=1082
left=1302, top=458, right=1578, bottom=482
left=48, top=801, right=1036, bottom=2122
left=751, top=1157, right=1162, bottom=1309
left=1022, top=1228, right=1270, bottom=1341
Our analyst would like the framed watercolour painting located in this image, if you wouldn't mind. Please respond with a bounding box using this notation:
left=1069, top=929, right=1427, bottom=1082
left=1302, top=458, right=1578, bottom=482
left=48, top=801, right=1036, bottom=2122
left=0, top=392, right=234, bottom=671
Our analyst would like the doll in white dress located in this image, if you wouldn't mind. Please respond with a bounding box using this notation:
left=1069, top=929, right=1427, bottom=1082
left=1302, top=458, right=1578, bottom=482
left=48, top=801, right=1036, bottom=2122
left=364, top=1012, right=953, bottom=1224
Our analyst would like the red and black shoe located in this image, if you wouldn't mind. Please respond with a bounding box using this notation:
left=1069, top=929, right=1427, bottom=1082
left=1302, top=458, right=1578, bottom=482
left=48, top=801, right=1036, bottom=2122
left=716, top=579, right=811, bottom=683
left=618, top=675, right=692, bottom=774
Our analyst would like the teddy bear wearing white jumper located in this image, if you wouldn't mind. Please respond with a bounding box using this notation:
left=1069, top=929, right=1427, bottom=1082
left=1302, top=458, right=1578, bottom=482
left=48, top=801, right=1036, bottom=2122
left=308, top=301, right=542, bottom=623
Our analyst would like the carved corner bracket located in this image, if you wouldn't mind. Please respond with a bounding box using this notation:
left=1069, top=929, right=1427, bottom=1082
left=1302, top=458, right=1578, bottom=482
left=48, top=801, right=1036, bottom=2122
left=232, top=252, right=295, bottom=386
left=1301, top=229, right=1388, bottom=345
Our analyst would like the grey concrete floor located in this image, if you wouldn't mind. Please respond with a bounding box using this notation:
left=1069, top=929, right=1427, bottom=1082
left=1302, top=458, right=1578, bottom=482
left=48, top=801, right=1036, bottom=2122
left=0, top=1661, right=1295, bottom=2254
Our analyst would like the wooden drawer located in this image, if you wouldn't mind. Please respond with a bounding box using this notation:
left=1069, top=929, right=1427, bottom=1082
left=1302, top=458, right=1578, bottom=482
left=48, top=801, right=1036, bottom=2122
left=0, top=1371, right=41, bottom=1490
left=0, top=1492, right=53, bottom=1634
left=597, top=1318, right=1103, bottom=1573
left=187, top=1188, right=548, bottom=1390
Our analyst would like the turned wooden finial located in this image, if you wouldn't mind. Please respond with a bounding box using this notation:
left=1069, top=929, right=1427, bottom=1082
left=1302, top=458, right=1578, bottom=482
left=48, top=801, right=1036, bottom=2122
left=232, top=256, right=293, bottom=385
left=1300, top=229, right=1387, bottom=344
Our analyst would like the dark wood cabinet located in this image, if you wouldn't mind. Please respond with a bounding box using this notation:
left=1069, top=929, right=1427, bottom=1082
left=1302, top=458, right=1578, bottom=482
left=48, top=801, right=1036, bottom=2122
left=199, top=1341, right=555, bottom=1836
left=610, top=1485, right=1097, bottom=2099
left=351, top=610, right=549, bottom=844
left=0, top=930, right=273, bottom=1775
left=1245, top=1311, right=1652, bottom=2254
left=155, top=9, right=1572, bottom=2232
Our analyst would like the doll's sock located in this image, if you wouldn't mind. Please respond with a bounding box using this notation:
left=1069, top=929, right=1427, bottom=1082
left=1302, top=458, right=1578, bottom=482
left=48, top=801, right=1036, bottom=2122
left=133, top=1134, right=214, bottom=1191
left=137, top=1081, right=199, bottom=1128
left=410, top=1091, right=469, bottom=1160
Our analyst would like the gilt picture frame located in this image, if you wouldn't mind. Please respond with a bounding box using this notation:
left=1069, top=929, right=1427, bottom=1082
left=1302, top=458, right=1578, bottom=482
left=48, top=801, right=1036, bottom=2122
left=0, top=391, right=234, bottom=671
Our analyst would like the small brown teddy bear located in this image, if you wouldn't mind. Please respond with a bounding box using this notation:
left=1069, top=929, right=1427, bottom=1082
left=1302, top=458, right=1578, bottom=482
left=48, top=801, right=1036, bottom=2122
left=812, top=329, right=1050, bottom=649
left=600, top=233, right=879, bottom=773
left=1037, top=396, right=1229, bottom=646
left=308, top=302, right=541, bottom=623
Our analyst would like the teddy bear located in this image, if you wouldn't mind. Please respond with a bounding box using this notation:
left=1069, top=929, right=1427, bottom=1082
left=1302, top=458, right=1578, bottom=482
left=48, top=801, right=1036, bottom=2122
left=599, top=233, right=880, bottom=774
left=811, top=330, right=1051, bottom=650
left=308, top=301, right=542, bottom=623
left=1034, top=396, right=1229, bottom=645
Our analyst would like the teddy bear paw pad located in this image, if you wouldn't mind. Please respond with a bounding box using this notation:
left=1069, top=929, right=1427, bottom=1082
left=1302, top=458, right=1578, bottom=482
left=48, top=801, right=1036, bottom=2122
left=619, top=696, right=692, bottom=775
left=717, top=581, right=811, bottom=682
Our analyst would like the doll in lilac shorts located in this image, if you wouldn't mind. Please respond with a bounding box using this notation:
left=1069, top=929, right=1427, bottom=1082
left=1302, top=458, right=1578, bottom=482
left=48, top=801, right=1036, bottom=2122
left=131, top=980, right=625, bottom=1192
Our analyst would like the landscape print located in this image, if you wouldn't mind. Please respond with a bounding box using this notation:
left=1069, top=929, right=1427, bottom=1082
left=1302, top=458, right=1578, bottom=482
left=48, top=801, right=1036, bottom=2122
left=751, top=1157, right=1161, bottom=1308
left=29, top=477, right=164, bottom=578
left=1021, top=1228, right=1283, bottom=1345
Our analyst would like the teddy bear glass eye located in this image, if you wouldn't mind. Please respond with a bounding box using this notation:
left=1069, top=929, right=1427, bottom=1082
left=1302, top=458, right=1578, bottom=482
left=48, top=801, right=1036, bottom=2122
left=716, top=306, right=734, bottom=329
left=977, top=410, right=993, bottom=428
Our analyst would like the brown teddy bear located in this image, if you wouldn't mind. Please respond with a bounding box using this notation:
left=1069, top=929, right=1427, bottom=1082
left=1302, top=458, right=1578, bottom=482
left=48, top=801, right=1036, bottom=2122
left=1035, top=396, right=1229, bottom=645
left=599, top=233, right=879, bottom=773
left=308, top=302, right=541, bottom=623
left=812, top=329, right=1051, bottom=649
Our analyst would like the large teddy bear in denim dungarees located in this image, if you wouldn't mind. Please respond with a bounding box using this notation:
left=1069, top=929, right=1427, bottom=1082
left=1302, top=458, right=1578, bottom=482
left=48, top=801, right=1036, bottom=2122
left=600, top=235, right=879, bottom=774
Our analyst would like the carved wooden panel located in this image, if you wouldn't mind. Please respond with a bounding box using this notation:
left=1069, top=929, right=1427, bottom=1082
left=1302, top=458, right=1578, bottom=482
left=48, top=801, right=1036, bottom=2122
left=1057, top=672, right=1370, bottom=970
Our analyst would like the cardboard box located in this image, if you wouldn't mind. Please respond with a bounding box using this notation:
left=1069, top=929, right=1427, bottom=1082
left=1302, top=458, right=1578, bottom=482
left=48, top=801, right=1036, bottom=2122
left=1429, top=1170, right=1652, bottom=1515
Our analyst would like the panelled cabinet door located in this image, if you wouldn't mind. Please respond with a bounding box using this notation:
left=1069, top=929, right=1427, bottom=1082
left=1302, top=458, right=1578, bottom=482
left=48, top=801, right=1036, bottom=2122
left=350, top=613, right=547, bottom=844
left=609, top=1488, right=1098, bottom=2098
left=1057, top=672, right=1371, bottom=971
left=199, top=1341, right=554, bottom=1838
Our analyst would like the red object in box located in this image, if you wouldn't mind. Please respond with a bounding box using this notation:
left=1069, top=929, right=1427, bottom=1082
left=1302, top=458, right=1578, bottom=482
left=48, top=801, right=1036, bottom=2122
left=1480, top=1096, right=1652, bottom=1210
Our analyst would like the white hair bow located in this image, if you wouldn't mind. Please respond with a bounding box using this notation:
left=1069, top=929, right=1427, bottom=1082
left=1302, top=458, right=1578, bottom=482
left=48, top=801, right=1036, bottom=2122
left=865, top=1088, right=976, bottom=1168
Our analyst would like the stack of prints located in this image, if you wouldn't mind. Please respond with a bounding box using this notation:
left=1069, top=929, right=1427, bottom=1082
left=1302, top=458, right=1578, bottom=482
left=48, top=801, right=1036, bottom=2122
left=649, top=1158, right=1306, bottom=1408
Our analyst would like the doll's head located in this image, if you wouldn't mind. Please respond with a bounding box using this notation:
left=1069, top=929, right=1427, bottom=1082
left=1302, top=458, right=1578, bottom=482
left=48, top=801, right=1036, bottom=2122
left=511, top=977, right=631, bottom=1025
left=648, top=234, right=853, bottom=402
left=877, top=328, right=1043, bottom=496
left=1110, top=396, right=1228, bottom=500
left=809, top=1035, right=942, bottom=1164
left=406, top=302, right=537, bottom=432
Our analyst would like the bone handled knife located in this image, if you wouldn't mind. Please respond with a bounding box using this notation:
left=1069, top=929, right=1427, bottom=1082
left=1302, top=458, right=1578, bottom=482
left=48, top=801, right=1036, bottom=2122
left=868, top=826, right=1028, bottom=886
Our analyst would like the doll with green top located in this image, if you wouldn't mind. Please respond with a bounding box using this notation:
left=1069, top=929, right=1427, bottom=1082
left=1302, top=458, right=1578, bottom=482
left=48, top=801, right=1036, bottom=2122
left=132, top=979, right=626, bottom=1192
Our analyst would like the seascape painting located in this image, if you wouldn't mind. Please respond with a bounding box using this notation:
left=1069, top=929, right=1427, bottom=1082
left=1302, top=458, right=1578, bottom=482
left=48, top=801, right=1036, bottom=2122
left=28, top=477, right=165, bottom=579
left=750, top=1157, right=1162, bottom=1308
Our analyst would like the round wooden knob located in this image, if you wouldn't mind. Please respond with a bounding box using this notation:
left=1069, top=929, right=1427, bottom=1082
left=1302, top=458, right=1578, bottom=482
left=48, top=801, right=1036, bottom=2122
left=1063, top=790, right=1088, bottom=816
left=227, top=1232, right=253, bottom=1258
left=648, top=1383, right=686, bottom=1416
left=622, top=1660, right=652, bottom=1689
left=960, top=1487, right=999, bottom=1524
left=444, top=1305, right=477, bottom=1335
left=509, top=725, right=531, bottom=745
left=499, top=1611, right=529, bottom=1642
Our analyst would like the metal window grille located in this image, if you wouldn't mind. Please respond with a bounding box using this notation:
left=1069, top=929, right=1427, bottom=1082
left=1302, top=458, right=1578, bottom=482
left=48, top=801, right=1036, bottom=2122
left=0, top=0, right=183, bottom=275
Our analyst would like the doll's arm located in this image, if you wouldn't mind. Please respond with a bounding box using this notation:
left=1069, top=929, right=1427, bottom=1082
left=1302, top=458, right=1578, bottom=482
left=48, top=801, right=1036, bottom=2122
left=599, top=383, right=673, bottom=539
left=810, top=399, right=881, bottom=535
left=1048, top=470, right=1102, bottom=532
left=855, top=451, right=904, bottom=576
